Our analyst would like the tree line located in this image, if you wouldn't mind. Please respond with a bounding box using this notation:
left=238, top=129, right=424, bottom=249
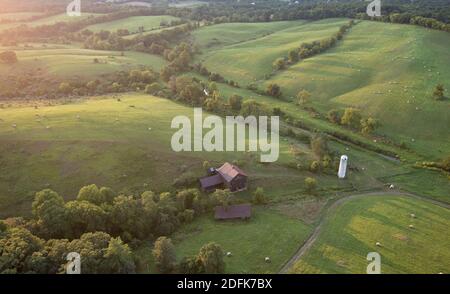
left=0, top=182, right=233, bottom=274
left=273, top=20, right=356, bottom=73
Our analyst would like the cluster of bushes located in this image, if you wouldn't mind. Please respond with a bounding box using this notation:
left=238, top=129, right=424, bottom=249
left=82, top=22, right=198, bottom=54
left=0, top=69, right=62, bottom=99
left=417, top=156, right=450, bottom=173
left=0, top=50, right=18, bottom=64
left=0, top=183, right=237, bottom=274
left=0, top=66, right=164, bottom=100
left=327, top=108, right=380, bottom=135
left=57, top=68, right=160, bottom=96
left=39, top=184, right=237, bottom=242
left=0, top=227, right=135, bottom=274
left=273, top=20, right=355, bottom=71
left=164, top=75, right=270, bottom=117
left=433, top=84, right=446, bottom=101
left=193, top=63, right=240, bottom=88
left=153, top=237, right=225, bottom=274
left=160, top=42, right=196, bottom=82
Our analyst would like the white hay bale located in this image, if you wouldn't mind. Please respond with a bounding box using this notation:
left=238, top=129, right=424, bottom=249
left=46, top=126, right=51, bottom=129
left=12, top=124, right=17, bottom=128
left=376, top=242, right=382, bottom=247
left=410, top=213, right=416, bottom=218
left=389, top=184, right=395, bottom=189
left=265, top=257, right=271, bottom=263
left=226, top=252, right=232, bottom=257
left=409, top=224, right=414, bottom=229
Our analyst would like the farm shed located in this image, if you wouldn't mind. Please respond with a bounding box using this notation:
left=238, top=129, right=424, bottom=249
left=199, top=162, right=248, bottom=193
left=215, top=204, right=252, bottom=220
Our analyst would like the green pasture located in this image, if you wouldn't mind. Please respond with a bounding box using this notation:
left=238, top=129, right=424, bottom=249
left=290, top=195, right=450, bottom=273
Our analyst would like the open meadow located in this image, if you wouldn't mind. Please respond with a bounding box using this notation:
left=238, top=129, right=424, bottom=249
left=290, top=195, right=450, bottom=274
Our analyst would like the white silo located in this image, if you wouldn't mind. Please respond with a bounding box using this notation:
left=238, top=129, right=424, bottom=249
left=338, top=155, right=348, bottom=179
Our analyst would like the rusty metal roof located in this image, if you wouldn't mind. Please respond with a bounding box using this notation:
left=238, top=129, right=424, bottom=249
left=215, top=204, right=252, bottom=220
left=199, top=174, right=224, bottom=189
left=217, top=162, right=247, bottom=182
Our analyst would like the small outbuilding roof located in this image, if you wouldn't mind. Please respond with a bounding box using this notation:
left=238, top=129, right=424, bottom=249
left=199, top=174, right=223, bottom=190
left=215, top=204, right=252, bottom=220
left=217, top=162, right=247, bottom=182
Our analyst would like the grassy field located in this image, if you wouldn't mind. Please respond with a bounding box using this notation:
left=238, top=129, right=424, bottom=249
left=0, top=13, right=101, bottom=31
left=0, top=45, right=167, bottom=77
left=290, top=195, right=450, bottom=274
left=195, top=18, right=350, bottom=85
left=263, top=21, right=450, bottom=160
left=0, top=93, right=333, bottom=217
left=138, top=207, right=312, bottom=274
left=84, top=15, right=181, bottom=34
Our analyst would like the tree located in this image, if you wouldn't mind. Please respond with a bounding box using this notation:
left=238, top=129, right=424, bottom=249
left=65, top=200, right=107, bottom=238
left=266, top=83, right=282, bottom=98
left=0, top=227, right=44, bottom=273
left=297, top=89, right=311, bottom=105
left=0, top=51, right=18, bottom=64
left=310, top=161, right=320, bottom=173
left=77, top=184, right=102, bottom=205
left=178, top=256, right=204, bottom=274
left=304, top=177, right=317, bottom=194
left=102, top=237, right=136, bottom=274
left=58, top=82, right=73, bottom=94
left=197, top=242, right=225, bottom=274
left=32, top=189, right=67, bottom=238
left=145, top=82, right=162, bottom=95
left=327, top=109, right=342, bottom=124
left=288, top=49, right=299, bottom=63
left=229, top=94, right=243, bottom=111
left=341, top=108, right=362, bottom=129
left=273, top=58, right=286, bottom=70
left=153, top=237, right=176, bottom=274
left=310, top=134, right=329, bottom=159
left=360, top=117, right=379, bottom=135
left=240, top=99, right=269, bottom=117
left=252, top=187, right=267, bottom=205
left=176, top=189, right=199, bottom=210
left=212, top=189, right=231, bottom=208
left=433, top=84, right=445, bottom=100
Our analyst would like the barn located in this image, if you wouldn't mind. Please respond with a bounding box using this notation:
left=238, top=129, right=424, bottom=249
left=199, top=162, right=248, bottom=193
left=215, top=204, right=252, bottom=220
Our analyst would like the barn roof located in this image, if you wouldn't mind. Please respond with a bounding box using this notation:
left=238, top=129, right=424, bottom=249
left=199, top=174, right=223, bottom=190
left=215, top=204, right=252, bottom=220
left=217, top=162, right=247, bottom=182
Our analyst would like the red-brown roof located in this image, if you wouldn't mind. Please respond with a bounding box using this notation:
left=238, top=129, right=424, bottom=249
left=215, top=204, right=252, bottom=220
left=217, top=162, right=247, bottom=182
